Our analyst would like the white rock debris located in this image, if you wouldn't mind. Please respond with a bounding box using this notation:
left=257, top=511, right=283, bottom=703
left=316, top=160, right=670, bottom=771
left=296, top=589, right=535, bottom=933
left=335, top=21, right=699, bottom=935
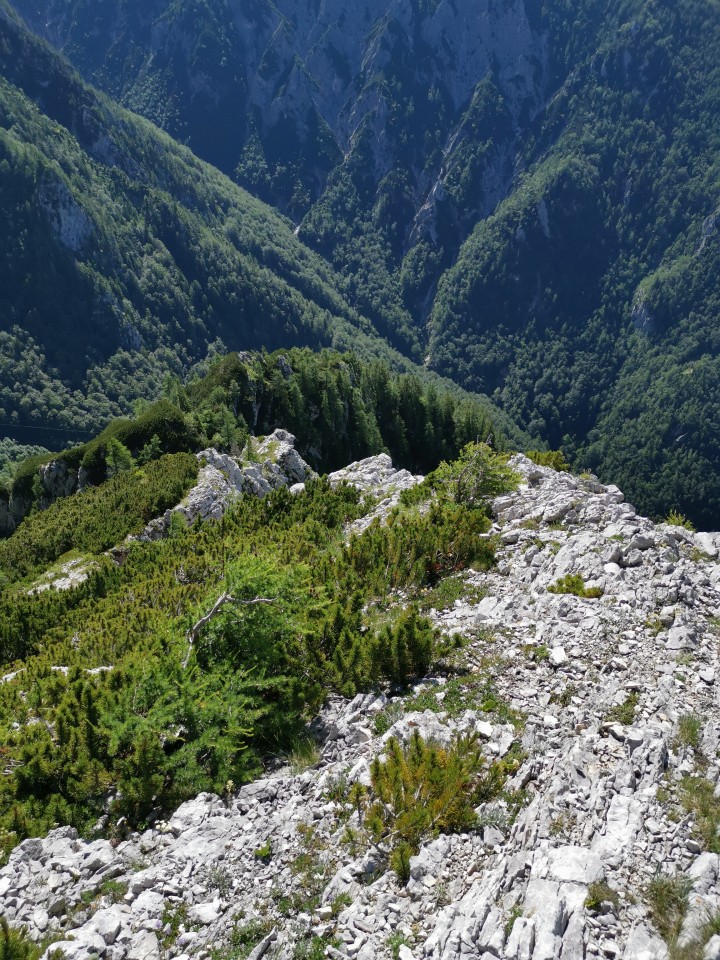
left=329, top=453, right=423, bottom=534
left=28, top=557, right=97, bottom=595
left=3, top=454, right=720, bottom=960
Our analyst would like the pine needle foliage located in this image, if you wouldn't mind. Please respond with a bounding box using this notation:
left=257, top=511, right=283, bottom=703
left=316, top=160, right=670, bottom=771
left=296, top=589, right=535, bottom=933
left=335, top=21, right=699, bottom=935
left=526, top=450, right=570, bottom=472
left=0, top=402, right=518, bottom=856
left=0, top=452, right=199, bottom=583
left=359, top=731, right=493, bottom=881
left=3, top=349, right=507, bottom=522
left=429, top=442, right=521, bottom=506
left=547, top=574, right=603, bottom=599
left=0, top=919, right=39, bottom=960
left=401, top=442, right=520, bottom=509
left=345, top=500, right=495, bottom=591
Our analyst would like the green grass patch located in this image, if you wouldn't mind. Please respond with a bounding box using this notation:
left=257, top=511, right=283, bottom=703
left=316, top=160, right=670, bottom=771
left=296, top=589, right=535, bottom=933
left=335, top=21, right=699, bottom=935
left=374, top=674, right=524, bottom=733
left=209, top=918, right=273, bottom=960
left=416, top=575, right=487, bottom=612
left=585, top=881, right=620, bottom=912
left=679, top=776, right=720, bottom=852
left=675, top=713, right=703, bottom=752
left=605, top=692, right=639, bottom=726
left=646, top=874, right=692, bottom=944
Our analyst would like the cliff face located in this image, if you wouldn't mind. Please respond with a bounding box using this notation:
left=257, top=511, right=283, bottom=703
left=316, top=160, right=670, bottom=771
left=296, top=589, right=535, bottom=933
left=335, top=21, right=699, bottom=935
left=9, top=0, right=546, bottom=303
left=3, top=452, right=720, bottom=960
left=13, top=0, right=545, bottom=198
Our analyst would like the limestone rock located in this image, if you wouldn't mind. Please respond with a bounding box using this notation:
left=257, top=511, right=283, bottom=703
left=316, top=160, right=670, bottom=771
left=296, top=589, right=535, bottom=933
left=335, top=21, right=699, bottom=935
left=138, top=430, right=316, bottom=540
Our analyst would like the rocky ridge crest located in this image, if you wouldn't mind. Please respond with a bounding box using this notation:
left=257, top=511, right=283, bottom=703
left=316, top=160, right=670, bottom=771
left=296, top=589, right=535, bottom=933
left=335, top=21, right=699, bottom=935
left=137, top=429, right=316, bottom=541
left=3, top=453, right=720, bottom=960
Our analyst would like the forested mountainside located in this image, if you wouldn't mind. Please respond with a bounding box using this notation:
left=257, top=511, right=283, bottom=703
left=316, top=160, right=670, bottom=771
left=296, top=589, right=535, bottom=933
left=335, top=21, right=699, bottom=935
left=0, top=6, right=517, bottom=458
left=11, top=0, right=720, bottom=527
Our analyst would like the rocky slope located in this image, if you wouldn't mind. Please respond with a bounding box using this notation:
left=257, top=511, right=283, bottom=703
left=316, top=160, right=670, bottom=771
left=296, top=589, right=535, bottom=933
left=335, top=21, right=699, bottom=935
left=138, top=429, right=317, bottom=540
left=3, top=454, right=720, bottom=960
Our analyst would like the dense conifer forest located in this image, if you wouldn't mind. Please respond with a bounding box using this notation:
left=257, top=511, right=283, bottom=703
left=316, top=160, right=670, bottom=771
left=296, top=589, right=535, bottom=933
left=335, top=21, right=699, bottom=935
left=0, top=1, right=719, bottom=525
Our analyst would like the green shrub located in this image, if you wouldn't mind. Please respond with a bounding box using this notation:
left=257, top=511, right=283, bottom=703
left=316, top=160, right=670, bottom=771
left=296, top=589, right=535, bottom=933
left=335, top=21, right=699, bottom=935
left=0, top=918, right=40, bottom=960
left=345, top=500, right=496, bottom=593
left=547, top=574, right=603, bottom=599
left=354, top=731, right=512, bottom=882
left=402, top=442, right=519, bottom=509
left=77, top=400, right=196, bottom=482
left=312, top=600, right=437, bottom=697
left=585, top=881, right=619, bottom=912
left=605, top=692, right=639, bottom=726
left=0, top=453, right=199, bottom=583
left=665, top=510, right=695, bottom=532
left=254, top=841, right=272, bottom=861
left=104, top=439, right=135, bottom=479
left=371, top=607, right=435, bottom=687
left=417, top=576, right=486, bottom=612
left=0, top=442, right=513, bottom=846
left=10, top=401, right=195, bottom=502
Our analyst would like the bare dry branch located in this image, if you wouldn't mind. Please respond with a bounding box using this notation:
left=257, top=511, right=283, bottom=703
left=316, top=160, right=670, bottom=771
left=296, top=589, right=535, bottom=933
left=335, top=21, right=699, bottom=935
left=182, top=592, right=275, bottom=668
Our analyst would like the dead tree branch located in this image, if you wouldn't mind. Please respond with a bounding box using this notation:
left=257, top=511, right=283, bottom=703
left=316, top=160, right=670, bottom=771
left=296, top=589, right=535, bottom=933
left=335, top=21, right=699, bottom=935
left=182, top=592, right=275, bottom=668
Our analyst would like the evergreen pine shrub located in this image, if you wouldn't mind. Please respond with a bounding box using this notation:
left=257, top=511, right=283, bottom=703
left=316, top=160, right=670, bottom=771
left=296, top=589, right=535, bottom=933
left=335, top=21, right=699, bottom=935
left=0, top=917, right=39, bottom=960
left=360, top=731, right=492, bottom=881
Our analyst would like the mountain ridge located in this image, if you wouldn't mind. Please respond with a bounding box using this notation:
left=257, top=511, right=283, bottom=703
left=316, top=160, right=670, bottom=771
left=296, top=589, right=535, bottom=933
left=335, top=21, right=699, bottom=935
left=1, top=446, right=720, bottom=960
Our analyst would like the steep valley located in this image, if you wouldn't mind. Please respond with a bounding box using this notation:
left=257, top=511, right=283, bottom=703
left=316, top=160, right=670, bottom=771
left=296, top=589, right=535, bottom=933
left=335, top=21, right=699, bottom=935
left=6, top=0, right=720, bottom=525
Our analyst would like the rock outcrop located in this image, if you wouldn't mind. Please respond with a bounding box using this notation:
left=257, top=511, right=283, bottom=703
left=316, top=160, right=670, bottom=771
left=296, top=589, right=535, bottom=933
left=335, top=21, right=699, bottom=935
left=4, top=454, right=720, bottom=959
left=138, top=429, right=316, bottom=540
left=329, top=453, right=423, bottom=533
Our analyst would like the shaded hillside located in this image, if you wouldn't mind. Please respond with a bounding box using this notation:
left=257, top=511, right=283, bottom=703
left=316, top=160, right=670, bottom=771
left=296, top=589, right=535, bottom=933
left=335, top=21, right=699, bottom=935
left=430, top=0, right=720, bottom=528
left=9, top=0, right=548, bottom=356
left=0, top=6, right=420, bottom=445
